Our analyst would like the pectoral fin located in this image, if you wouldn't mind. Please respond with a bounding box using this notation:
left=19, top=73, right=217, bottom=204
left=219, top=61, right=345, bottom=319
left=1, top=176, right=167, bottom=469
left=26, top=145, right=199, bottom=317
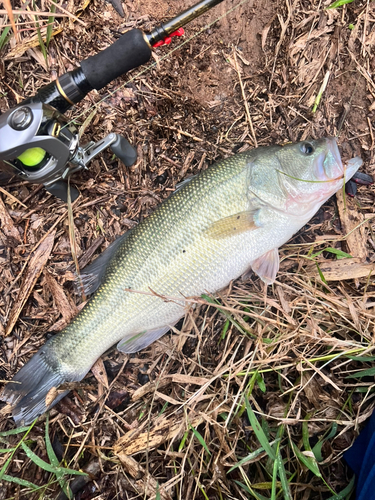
left=117, top=324, right=176, bottom=354
left=250, top=248, right=279, bottom=285
left=205, top=210, right=260, bottom=240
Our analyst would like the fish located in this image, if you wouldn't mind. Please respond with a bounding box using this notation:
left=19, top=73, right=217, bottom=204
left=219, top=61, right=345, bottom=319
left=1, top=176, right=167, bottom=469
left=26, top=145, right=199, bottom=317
left=1, top=137, right=362, bottom=425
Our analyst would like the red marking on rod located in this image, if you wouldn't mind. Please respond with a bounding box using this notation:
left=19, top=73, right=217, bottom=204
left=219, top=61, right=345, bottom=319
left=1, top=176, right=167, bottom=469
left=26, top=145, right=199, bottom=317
left=153, top=28, right=185, bottom=47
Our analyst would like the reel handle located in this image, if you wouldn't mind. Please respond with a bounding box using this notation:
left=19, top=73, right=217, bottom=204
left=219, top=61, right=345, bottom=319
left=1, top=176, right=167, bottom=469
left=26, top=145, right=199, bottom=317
left=110, top=135, right=137, bottom=166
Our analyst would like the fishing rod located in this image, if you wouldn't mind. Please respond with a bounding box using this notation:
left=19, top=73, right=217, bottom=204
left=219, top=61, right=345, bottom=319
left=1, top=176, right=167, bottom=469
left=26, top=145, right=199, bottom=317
left=0, top=0, right=225, bottom=202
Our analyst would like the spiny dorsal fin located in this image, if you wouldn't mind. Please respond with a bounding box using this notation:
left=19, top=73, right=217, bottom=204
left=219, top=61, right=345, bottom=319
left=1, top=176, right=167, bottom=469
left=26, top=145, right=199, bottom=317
left=78, top=230, right=132, bottom=295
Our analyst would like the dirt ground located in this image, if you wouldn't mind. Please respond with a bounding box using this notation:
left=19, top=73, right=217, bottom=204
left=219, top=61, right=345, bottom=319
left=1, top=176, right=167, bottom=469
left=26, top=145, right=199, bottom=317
left=1, top=0, right=375, bottom=498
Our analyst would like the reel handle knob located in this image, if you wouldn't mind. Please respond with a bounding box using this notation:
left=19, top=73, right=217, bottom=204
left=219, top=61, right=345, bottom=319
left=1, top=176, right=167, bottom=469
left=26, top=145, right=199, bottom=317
left=45, top=181, right=80, bottom=202
left=110, top=134, right=137, bottom=166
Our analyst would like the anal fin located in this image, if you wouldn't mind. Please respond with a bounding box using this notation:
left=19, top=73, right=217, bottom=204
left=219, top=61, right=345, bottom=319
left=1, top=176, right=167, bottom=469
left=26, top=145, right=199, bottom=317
left=117, top=325, right=176, bottom=354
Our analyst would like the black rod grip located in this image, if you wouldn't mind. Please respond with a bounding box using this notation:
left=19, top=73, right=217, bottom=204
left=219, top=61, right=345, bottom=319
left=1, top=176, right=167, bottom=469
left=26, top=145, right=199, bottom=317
left=80, top=29, right=152, bottom=90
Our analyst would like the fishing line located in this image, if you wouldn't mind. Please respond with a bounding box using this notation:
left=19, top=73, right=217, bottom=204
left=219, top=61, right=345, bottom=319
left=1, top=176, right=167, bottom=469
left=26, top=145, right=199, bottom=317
left=65, top=0, right=249, bottom=129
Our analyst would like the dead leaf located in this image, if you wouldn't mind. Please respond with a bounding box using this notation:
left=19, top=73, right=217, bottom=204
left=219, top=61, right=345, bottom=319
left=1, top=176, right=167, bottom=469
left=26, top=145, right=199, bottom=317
left=5, top=231, right=55, bottom=335
left=90, top=357, right=109, bottom=389
left=114, top=410, right=204, bottom=456
left=116, top=453, right=172, bottom=500
left=27, top=48, right=48, bottom=72
left=261, top=14, right=276, bottom=51
left=305, top=257, right=375, bottom=281
left=45, top=387, right=58, bottom=408
left=336, top=190, right=368, bottom=262
left=0, top=195, right=22, bottom=247
left=45, top=271, right=78, bottom=322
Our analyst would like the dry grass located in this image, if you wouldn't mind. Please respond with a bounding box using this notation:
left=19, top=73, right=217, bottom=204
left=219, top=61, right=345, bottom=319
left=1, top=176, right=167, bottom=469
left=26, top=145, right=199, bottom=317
left=1, top=0, right=375, bottom=498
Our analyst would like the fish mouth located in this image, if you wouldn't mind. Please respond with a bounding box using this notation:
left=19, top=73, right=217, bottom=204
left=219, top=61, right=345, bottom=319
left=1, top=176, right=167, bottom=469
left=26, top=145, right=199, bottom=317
left=316, top=137, right=343, bottom=183
left=315, top=137, right=361, bottom=190
left=345, top=156, right=363, bottom=182
left=326, top=137, right=342, bottom=175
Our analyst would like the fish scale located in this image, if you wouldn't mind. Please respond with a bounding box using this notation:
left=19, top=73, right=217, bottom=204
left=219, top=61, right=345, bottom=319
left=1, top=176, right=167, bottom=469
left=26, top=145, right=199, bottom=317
left=1, top=138, right=362, bottom=425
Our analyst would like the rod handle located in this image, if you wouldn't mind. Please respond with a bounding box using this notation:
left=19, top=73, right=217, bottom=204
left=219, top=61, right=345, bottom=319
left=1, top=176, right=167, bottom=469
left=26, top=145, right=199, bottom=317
left=80, top=29, right=152, bottom=91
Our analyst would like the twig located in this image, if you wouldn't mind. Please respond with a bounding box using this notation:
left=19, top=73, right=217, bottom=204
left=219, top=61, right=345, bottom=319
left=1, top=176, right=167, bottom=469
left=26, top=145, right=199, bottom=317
left=232, top=48, right=257, bottom=147
left=0, top=186, right=27, bottom=208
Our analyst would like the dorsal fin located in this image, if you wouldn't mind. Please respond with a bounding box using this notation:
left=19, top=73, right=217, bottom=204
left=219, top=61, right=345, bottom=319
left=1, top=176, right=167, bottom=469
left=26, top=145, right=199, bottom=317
left=78, top=230, right=132, bottom=295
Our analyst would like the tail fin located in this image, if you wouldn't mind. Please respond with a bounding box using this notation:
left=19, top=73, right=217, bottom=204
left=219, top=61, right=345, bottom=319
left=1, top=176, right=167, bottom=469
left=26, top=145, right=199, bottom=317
left=1, top=347, right=67, bottom=426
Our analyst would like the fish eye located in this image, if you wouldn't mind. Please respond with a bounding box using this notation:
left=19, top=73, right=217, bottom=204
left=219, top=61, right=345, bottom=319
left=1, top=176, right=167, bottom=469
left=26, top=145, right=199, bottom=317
left=300, top=142, right=314, bottom=155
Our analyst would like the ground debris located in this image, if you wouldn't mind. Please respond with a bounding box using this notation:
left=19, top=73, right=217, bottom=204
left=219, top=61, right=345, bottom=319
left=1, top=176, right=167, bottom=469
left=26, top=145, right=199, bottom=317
left=5, top=231, right=55, bottom=336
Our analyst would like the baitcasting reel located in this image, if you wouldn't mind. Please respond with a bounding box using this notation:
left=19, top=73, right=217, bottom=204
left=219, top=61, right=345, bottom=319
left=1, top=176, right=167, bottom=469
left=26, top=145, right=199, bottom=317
left=0, top=0, right=225, bottom=202
left=0, top=102, right=137, bottom=201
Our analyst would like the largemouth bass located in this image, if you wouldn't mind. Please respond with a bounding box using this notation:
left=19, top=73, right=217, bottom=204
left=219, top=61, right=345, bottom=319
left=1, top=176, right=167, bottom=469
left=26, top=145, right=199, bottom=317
left=2, top=138, right=362, bottom=425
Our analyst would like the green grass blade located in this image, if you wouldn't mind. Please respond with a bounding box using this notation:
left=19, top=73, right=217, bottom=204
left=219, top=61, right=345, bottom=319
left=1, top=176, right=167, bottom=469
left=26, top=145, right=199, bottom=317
left=245, top=396, right=276, bottom=461
left=0, top=426, right=32, bottom=437
left=0, top=26, right=11, bottom=51
left=156, top=483, right=161, bottom=500
left=2, top=473, right=39, bottom=490
left=46, top=0, right=56, bottom=47
left=256, top=372, right=266, bottom=393
left=277, top=452, right=292, bottom=500
left=57, top=467, right=87, bottom=476
left=346, top=355, right=375, bottom=362
left=21, top=442, right=86, bottom=477
left=21, top=441, right=57, bottom=473
left=35, top=22, right=47, bottom=61
left=227, top=446, right=265, bottom=473
left=178, top=431, right=189, bottom=452
left=271, top=457, right=278, bottom=500
left=326, top=0, right=354, bottom=9
left=0, top=420, right=37, bottom=480
left=0, top=456, right=13, bottom=481
left=233, top=480, right=270, bottom=500
left=32, top=0, right=47, bottom=62
left=189, top=425, right=211, bottom=456
left=220, top=318, right=230, bottom=341
left=316, top=262, right=328, bottom=284
left=346, top=366, right=375, bottom=378
left=302, top=419, right=312, bottom=452
left=45, top=414, right=59, bottom=468
left=325, top=475, right=355, bottom=499
left=291, top=441, right=321, bottom=477
left=312, top=423, right=338, bottom=462
left=311, top=247, right=352, bottom=259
